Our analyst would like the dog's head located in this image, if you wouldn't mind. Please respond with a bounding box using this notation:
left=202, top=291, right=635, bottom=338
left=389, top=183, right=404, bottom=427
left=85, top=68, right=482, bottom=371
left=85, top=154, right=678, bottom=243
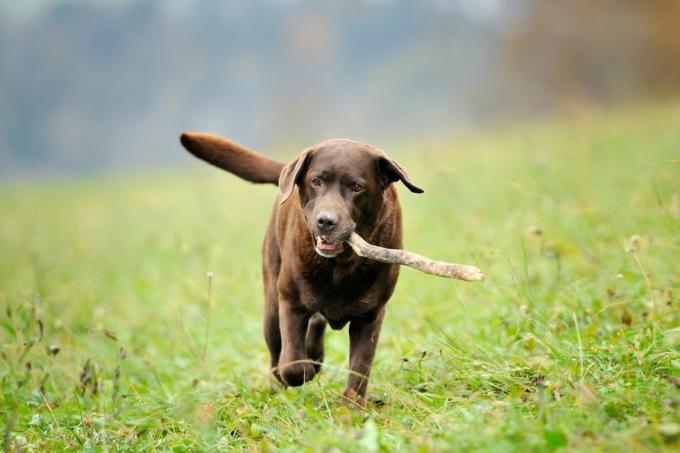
left=279, top=139, right=423, bottom=258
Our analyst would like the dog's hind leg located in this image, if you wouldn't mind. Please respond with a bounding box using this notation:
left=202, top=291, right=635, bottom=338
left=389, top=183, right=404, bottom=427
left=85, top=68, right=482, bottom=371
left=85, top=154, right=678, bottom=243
left=305, top=312, right=327, bottom=373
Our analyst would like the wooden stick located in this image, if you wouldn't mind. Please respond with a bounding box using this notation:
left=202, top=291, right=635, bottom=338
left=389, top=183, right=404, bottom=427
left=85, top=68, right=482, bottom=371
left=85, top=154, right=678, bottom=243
left=346, top=232, right=485, bottom=282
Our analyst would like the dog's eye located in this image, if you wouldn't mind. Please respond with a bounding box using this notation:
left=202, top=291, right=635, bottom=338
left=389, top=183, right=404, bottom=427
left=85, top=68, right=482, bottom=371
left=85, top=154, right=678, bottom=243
left=351, top=183, right=363, bottom=193
left=311, top=178, right=322, bottom=187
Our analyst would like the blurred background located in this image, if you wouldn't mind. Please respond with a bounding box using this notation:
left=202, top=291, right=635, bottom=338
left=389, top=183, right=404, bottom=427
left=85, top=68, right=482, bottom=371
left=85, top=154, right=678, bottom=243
left=1, top=0, right=680, bottom=178
left=2, top=3, right=680, bottom=449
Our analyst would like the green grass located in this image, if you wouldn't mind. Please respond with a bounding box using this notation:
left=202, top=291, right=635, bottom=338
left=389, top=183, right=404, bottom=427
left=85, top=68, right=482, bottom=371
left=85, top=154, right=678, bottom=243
left=1, top=102, right=679, bottom=451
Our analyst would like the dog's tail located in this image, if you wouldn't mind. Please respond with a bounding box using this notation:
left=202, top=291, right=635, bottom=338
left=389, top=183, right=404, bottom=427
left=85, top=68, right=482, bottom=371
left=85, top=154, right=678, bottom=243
left=180, top=132, right=285, bottom=185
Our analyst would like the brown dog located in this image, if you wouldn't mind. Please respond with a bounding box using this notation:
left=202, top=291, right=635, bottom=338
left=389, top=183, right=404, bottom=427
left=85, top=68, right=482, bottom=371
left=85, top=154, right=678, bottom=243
left=180, top=133, right=422, bottom=406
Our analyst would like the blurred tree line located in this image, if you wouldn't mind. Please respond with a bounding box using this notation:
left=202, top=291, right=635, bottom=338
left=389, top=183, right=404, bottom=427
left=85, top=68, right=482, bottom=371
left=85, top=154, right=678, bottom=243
left=0, top=0, right=679, bottom=176
left=503, top=0, right=680, bottom=114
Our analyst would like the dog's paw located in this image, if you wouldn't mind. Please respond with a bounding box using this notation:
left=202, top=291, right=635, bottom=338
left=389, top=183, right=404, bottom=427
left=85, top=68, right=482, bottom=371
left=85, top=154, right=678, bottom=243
left=341, top=388, right=367, bottom=410
left=279, top=361, right=317, bottom=387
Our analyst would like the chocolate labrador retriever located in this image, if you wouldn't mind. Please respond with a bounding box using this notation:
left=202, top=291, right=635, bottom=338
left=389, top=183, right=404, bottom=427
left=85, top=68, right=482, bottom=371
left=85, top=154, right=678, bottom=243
left=180, top=133, right=422, bottom=406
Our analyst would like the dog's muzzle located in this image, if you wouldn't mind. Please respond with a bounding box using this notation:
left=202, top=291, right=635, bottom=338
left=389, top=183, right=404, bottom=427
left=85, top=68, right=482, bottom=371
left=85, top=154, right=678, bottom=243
left=315, top=234, right=345, bottom=258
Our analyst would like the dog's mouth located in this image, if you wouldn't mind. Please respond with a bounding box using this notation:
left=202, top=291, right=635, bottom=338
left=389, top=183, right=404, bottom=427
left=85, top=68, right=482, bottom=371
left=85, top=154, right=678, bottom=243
left=315, top=235, right=345, bottom=258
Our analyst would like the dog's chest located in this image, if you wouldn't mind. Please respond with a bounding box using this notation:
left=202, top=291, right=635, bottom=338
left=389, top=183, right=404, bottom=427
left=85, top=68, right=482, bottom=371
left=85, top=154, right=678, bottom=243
left=298, top=260, right=389, bottom=326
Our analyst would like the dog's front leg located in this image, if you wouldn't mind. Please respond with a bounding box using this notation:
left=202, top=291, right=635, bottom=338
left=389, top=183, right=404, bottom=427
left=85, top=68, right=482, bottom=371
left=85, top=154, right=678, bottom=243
left=278, top=300, right=316, bottom=387
left=343, top=306, right=386, bottom=408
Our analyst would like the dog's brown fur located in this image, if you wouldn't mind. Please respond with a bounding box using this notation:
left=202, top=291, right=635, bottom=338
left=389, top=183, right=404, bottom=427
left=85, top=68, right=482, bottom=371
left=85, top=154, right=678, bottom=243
left=180, top=132, right=422, bottom=407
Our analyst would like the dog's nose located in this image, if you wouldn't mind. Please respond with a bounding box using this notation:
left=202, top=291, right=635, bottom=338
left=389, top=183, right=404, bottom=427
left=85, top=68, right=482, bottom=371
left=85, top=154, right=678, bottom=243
left=316, top=212, right=338, bottom=231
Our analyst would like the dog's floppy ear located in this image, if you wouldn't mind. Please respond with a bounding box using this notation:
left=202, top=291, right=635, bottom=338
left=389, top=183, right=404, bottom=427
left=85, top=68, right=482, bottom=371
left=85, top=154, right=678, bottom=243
left=278, top=149, right=313, bottom=204
left=378, top=157, right=424, bottom=193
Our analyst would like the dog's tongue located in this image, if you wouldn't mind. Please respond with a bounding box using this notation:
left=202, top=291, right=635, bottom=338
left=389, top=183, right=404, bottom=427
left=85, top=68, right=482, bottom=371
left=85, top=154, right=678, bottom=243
left=317, top=236, right=342, bottom=252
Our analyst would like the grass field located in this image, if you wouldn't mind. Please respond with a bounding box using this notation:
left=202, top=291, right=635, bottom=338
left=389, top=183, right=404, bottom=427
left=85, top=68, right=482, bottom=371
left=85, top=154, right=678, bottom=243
left=1, top=102, right=679, bottom=451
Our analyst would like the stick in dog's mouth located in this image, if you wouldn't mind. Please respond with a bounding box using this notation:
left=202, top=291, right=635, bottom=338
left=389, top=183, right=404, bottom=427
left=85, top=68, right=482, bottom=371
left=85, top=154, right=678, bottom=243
left=346, top=232, right=485, bottom=282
